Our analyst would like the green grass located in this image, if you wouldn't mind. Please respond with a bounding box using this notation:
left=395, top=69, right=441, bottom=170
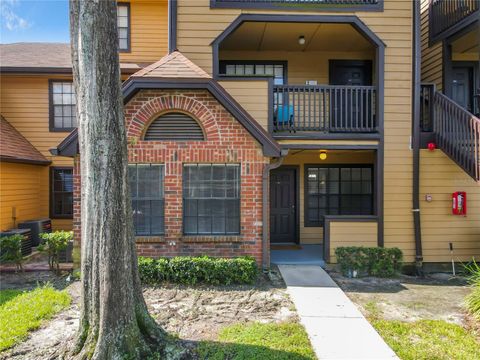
left=371, top=319, right=480, bottom=360
left=197, top=322, right=316, bottom=360
left=0, top=285, right=71, bottom=351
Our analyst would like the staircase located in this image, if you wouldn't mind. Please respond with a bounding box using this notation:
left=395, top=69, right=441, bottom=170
left=421, top=84, right=480, bottom=182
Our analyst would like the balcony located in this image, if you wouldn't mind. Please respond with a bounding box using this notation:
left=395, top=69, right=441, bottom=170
left=272, top=85, right=377, bottom=135
left=429, top=0, right=479, bottom=42
left=212, top=0, right=382, bottom=11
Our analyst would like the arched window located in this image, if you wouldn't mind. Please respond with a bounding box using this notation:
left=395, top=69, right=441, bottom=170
left=144, top=112, right=205, bottom=141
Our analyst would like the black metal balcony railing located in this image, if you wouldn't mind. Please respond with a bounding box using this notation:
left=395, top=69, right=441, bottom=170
left=217, top=0, right=378, bottom=3
left=429, top=0, right=479, bottom=40
left=272, top=85, right=377, bottom=134
left=433, top=91, right=480, bottom=181
left=214, top=0, right=380, bottom=8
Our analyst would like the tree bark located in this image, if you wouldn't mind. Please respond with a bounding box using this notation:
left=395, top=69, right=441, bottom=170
left=69, top=1, right=181, bottom=359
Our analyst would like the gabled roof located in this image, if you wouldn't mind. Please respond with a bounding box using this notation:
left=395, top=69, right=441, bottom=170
left=0, top=42, right=144, bottom=74
left=53, top=51, right=280, bottom=157
left=0, top=115, right=50, bottom=165
left=130, top=51, right=210, bottom=79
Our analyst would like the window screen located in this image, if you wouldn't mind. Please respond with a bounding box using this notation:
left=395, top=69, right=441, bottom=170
left=305, top=165, right=373, bottom=226
left=183, top=164, right=240, bottom=235
left=128, top=164, right=164, bottom=236
left=50, top=81, right=76, bottom=130
left=51, top=168, right=73, bottom=218
left=219, top=61, right=285, bottom=85
left=117, top=4, right=130, bottom=51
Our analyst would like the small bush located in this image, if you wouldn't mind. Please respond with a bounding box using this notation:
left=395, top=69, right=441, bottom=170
left=138, top=256, right=258, bottom=286
left=38, top=231, right=73, bottom=273
left=0, top=234, right=24, bottom=271
left=464, top=260, right=480, bottom=320
left=335, top=246, right=403, bottom=278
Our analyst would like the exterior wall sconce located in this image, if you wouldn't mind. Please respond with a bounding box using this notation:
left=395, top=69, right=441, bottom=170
left=319, top=150, right=327, bottom=160
left=298, top=36, right=306, bottom=45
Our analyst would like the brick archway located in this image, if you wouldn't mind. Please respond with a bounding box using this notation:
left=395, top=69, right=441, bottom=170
left=126, top=94, right=219, bottom=142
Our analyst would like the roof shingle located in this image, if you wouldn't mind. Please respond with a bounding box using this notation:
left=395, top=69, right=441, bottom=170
left=0, top=115, right=50, bottom=165
left=0, top=42, right=144, bottom=73
left=130, top=51, right=210, bottom=79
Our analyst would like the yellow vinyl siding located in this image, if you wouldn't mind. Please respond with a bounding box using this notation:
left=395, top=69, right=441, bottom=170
left=177, top=0, right=415, bottom=260
left=420, top=150, right=480, bottom=262
left=420, top=0, right=442, bottom=90
left=329, top=221, right=378, bottom=262
left=118, top=0, right=169, bottom=64
left=0, top=162, right=47, bottom=231
left=219, top=80, right=270, bottom=130
left=0, top=74, right=73, bottom=230
left=282, top=150, right=375, bottom=245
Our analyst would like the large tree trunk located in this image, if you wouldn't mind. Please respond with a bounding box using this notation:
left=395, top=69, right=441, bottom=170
left=69, top=1, right=180, bottom=359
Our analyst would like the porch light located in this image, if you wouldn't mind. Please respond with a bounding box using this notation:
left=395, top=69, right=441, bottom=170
left=298, top=35, right=306, bottom=45
left=319, top=150, right=327, bottom=161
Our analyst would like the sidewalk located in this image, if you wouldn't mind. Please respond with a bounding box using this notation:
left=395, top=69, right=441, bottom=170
left=278, top=265, right=398, bottom=360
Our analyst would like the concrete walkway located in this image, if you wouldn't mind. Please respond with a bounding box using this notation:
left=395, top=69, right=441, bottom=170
left=278, top=265, right=398, bottom=360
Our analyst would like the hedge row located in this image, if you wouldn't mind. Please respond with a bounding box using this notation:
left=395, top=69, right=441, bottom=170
left=335, top=246, right=403, bottom=278
left=138, top=256, right=258, bottom=285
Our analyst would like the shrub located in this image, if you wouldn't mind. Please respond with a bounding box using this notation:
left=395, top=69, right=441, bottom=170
left=0, top=234, right=24, bottom=271
left=335, top=246, right=403, bottom=278
left=464, top=260, right=480, bottom=320
left=38, top=231, right=73, bottom=273
left=138, top=256, right=258, bottom=286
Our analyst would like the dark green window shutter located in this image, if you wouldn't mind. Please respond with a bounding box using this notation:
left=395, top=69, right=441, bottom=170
left=144, top=112, right=204, bottom=141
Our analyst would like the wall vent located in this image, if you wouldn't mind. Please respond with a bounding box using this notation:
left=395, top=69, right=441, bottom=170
left=144, top=112, right=205, bottom=141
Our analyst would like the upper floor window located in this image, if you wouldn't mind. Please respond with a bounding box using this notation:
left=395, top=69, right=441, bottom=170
left=117, top=3, right=130, bottom=51
left=49, top=81, right=76, bottom=132
left=219, top=61, right=286, bottom=85
left=50, top=167, right=73, bottom=218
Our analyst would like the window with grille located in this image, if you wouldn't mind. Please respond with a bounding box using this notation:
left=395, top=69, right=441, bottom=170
left=128, top=164, right=164, bottom=236
left=117, top=3, right=130, bottom=51
left=183, top=164, right=240, bottom=235
left=219, top=61, right=286, bottom=85
left=50, top=167, right=73, bottom=218
left=305, top=165, right=373, bottom=226
left=49, top=81, right=76, bottom=131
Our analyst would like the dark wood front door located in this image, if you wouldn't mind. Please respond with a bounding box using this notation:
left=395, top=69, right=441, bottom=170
left=270, top=168, right=297, bottom=243
left=452, top=66, right=473, bottom=113
left=329, top=60, right=373, bottom=131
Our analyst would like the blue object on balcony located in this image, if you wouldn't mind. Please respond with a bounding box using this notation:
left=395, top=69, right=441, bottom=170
left=276, top=105, right=294, bottom=124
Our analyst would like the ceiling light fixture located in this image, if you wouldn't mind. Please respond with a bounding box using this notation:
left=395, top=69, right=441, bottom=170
left=298, top=35, right=306, bottom=45
left=319, top=150, right=327, bottom=161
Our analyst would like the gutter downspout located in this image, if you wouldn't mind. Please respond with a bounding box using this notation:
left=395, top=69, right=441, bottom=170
left=412, top=0, right=424, bottom=275
left=262, top=149, right=288, bottom=271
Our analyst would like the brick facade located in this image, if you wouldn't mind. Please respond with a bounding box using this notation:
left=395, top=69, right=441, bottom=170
left=73, top=89, right=269, bottom=265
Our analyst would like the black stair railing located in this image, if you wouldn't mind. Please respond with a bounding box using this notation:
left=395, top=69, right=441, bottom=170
left=433, top=91, right=480, bottom=181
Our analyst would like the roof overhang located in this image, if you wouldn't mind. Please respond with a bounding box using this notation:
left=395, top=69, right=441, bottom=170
left=0, top=155, right=51, bottom=166
left=52, top=77, right=281, bottom=158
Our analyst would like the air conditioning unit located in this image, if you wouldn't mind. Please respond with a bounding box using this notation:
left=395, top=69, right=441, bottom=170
left=18, top=218, right=52, bottom=246
left=0, top=228, right=33, bottom=256
left=59, top=240, right=74, bottom=263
